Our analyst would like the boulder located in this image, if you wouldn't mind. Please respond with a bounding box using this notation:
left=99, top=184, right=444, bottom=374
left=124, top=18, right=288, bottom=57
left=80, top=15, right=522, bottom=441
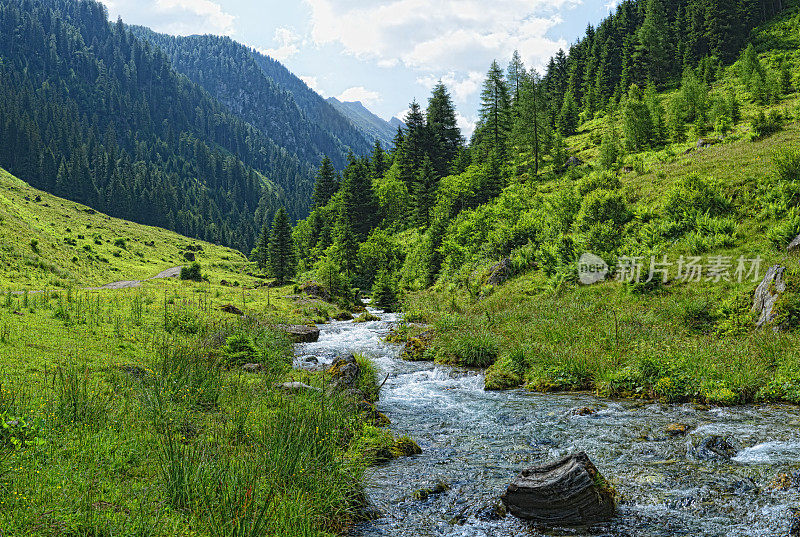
left=276, top=381, right=321, bottom=394
left=690, top=435, right=738, bottom=461
left=220, top=304, right=243, bottom=315
left=412, top=481, right=449, bottom=501
left=278, top=324, right=320, bottom=343
left=500, top=452, right=616, bottom=526
left=333, top=311, right=354, bottom=321
left=475, top=501, right=507, bottom=521
left=297, top=281, right=330, bottom=302
left=752, top=265, right=786, bottom=329
left=486, top=258, right=514, bottom=286
left=242, top=363, right=263, bottom=373
left=789, top=233, right=800, bottom=252
left=401, top=330, right=434, bottom=361
left=566, top=156, right=583, bottom=167
left=327, top=354, right=360, bottom=390
left=664, top=423, right=690, bottom=436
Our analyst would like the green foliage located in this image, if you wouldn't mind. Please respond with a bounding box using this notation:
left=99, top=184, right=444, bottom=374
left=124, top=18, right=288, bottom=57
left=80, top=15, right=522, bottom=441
left=0, top=412, right=45, bottom=449
left=221, top=333, right=257, bottom=366
left=180, top=262, right=203, bottom=282
left=372, top=269, right=400, bottom=311
left=268, top=208, right=296, bottom=284
left=446, top=331, right=500, bottom=368
left=354, top=354, right=381, bottom=403
left=750, top=110, right=784, bottom=139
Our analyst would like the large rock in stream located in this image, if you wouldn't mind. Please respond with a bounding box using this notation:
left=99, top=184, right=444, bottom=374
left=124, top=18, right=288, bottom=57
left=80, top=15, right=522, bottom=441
left=278, top=324, right=320, bottom=343
left=501, top=452, right=616, bottom=526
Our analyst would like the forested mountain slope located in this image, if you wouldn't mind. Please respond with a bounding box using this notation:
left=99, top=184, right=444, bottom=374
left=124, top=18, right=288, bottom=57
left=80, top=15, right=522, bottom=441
left=0, top=0, right=313, bottom=253
left=132, top=28, right=372, bottom=170
left=290, top=0, right=800, bottom=402
left=327, top=97, right=401, bottom=150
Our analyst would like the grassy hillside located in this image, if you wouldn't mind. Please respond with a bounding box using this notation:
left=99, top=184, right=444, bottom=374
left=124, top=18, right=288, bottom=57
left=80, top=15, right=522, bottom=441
left=0, top=167, right=254, bottom=290
left=387, top=6, right=800, bottom=405
left=0, top=168, right=409, bottom=535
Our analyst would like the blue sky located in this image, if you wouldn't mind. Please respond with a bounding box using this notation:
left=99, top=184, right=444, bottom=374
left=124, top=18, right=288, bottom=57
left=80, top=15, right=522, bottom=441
left=100, top=0, right=619, bottom=137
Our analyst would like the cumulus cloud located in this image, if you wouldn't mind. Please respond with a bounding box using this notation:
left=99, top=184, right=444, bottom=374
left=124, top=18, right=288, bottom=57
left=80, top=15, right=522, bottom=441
left=416, top=71, right=485, bottom=103
left=261, top=27, right=302, bottom=62
left=337, top=86, right=381, bottom=105
left=100, top=0, right=235, bottom=35
left=300, top=75, right=323, bottom=95
left=456, top=112, right=477, bottom=139
left=305, top=0, right=575, bottom=72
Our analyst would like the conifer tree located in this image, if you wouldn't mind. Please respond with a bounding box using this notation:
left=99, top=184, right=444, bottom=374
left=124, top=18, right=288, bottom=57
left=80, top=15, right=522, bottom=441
left=372, top=268, right=399, bottom=311
left=414, top=156, right=438, bottom=228
left=637, top=0, right=671, bottom=85
left=371, top=140, right=387, bottom=180
left=477, top=61, right=512, bottom=159
left=513, top=70, right=549, bottom=177
left=507, top=50, right=526, bottom=104
left=312, top=156, right=338, bottom=208
left=426, top=82, right=463, bottom=178
left=268, top=207, right=296, bottom=283
left=558, top=90, right=580, bottom=135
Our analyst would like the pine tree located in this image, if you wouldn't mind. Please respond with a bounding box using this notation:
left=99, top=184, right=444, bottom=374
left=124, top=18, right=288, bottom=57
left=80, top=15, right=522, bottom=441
left=372, top=268, right=399, bottom=311
left=637, top=0, right=671, bottom=85
left=558, top=90, right=580, bottom=136
left=413, top=156, right=438, bottom=228
left=253, top=220, right=270, bottom=268
left=268, top=207, right=296, bottom=283
left=312, top=156, right=338, bottom=208
left=340, top=156, right=379, bottom=238
left=598, top=120, right=621, bottom=170
left=371, top=140, right=387, bottom=180
left=507, top=50, right=526, bottom=104
left=426, top=82, right=463, bottom=178
left=513, top=70, right=549, bottom=177
left=477, top=61, right=512, bottom=159
left=397, top=100, right=430, bottom=188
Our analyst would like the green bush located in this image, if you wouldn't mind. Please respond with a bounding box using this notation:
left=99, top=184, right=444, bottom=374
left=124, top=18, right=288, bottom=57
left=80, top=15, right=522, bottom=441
left=221, top=333, right=257, bottom=366
left=574, top=189, right=631, bottom=233
left=750, top=110, right=783, bottom=139
left=449, top=331, right=500, bottom=368
left=575, top=171, right=621, bottom=198
left=180, top=262, right=202, bottom=282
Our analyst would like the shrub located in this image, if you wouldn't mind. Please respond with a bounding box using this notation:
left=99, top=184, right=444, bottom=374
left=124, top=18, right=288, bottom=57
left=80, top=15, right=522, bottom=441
left=372, top=269, right=399, bottom=311
left=449, top=331, right=500, bottom=368
left=180, top=262, right=202, bottom=282
left=774, top=148, right=800, bottom=183
left=574, top=189, right=632, bottom=233
left=750, top=110, right=783, bottom=139
left=114, top=238, right=127, bottom=249
left=29, top=239, right=39, bottom=253
left=221, top=333, right=257, bottom=366
left=575, top=171, right=621, bottom=198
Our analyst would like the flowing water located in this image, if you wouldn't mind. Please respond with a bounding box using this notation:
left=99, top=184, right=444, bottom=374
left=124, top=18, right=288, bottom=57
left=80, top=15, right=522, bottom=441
left=295, top=309, right=800, bottom=536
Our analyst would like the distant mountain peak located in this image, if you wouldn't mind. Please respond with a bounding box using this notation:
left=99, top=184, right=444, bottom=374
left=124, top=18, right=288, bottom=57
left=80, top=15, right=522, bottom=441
left=326, top=97, right=401, bottom=148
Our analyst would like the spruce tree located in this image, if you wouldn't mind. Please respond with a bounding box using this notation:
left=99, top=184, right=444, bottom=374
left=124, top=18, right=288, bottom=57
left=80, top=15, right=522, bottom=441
left=312, top=156, right=338, bottom=208
left=637, top=0, right=671, bottom=85
left=426, top=82, right=463, bottom=178
left=512, top=70, right=549, bottom=177
left=268, top=207, right=296, bottom=283
left=413, top=156, right=438, bottom=228
left=558, top=90, right=580, bottom=135
left=372, top=268, right=399, bottom=311
left=477, top=61, right=512, bottom=159
left=507, top=50, right=526, bottom=104
left=371, top=140, right=387, bottom=180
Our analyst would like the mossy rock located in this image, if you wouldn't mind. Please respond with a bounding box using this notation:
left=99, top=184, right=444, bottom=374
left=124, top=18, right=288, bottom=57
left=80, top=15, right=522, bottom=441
left=401, top=330, right=434, bottom=361
left=354, top=311, right=380, bottom=323
left=485, top=358, right=523, bottom=391
left=391, top=435, right=422, bottom=458
left=412, top=481, right=449, bottom=501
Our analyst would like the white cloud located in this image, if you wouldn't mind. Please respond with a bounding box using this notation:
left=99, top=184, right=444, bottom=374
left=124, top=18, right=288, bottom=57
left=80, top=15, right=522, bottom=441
left=337, top=86, right=381, bottom=105
left=261, top=27, right=302, bottom=62
left=456, top=112, right=477, bottom=140
left=300, top=75, right=323, bottom=95
left=100, top=0, right=235, bottom=35
left=416, top=71, right=484, bottom=103
left=304, top=0, right=575, bottom=72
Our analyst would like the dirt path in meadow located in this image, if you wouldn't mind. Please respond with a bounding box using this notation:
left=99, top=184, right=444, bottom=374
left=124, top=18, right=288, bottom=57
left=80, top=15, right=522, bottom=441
left=14, top=266, right=183, bottom=293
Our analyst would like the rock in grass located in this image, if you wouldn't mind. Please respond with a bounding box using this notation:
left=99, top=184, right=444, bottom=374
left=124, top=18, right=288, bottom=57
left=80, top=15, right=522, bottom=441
left=220, top=303, right=243, bottom=315
left=276, top=381, right=321, bottom=393
left=501, top=452, right=616, bottom=526
left=327, top=354, right=360, bottom=390
left=278, top=324, right=320, bottom=343
left=752, top=265, right=786, bottom=329
left=401, top=330, right=434, bottom=361
left=242, top=363, right=263, bottom=373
